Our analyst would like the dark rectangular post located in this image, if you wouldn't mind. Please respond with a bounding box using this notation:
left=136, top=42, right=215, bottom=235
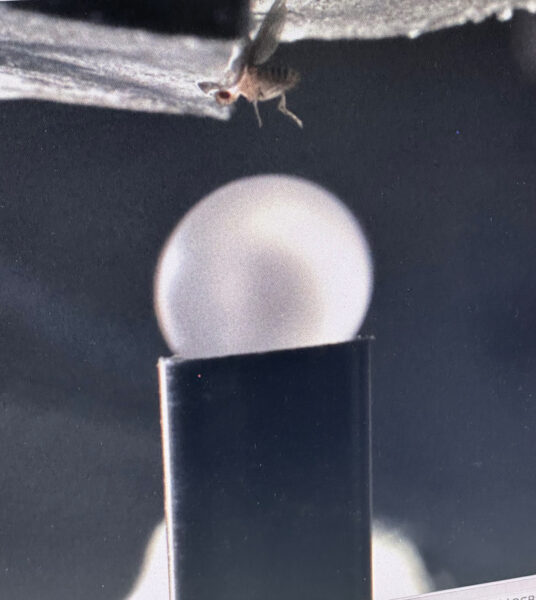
left=159, top=339, right=371, bottom=600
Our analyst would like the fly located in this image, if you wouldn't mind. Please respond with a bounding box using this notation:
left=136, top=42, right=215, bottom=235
left=198, top=0, right=303, bottom=128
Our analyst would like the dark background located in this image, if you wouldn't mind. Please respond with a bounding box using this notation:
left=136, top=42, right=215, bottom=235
left=14, top=0, right=249, bottom=36
left=1, top=12, right=536, bottom=600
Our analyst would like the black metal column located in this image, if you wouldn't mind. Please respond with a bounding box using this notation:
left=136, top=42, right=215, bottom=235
left=159, top=339, right=371, bottom=600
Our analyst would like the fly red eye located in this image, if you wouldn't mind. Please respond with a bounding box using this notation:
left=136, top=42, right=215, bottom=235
left=217, top=91, right=231, bottom=100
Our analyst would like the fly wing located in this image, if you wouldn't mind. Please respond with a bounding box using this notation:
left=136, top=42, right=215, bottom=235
left=247, top=0, right=286, bottom=66
left=221, top=37, right=251, bottom=87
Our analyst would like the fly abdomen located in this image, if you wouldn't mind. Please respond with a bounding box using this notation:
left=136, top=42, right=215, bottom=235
left=264, top=64, right=300, bottom=87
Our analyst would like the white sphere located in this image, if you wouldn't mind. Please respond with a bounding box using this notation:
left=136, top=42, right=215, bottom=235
left=154, top=175, right=373, bottom=358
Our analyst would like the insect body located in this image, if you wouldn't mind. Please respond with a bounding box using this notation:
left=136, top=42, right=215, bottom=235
left=198, top=0, right=303, bottom=128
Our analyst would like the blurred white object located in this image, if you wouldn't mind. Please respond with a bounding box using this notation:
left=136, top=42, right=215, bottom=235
left=125, top=519, right=433, bottom=600
left=154, top=175, right=373, bottom=358
left=126, top=522, right=169, bottom=600
left=373, top=522, right=434, bottom=600
left=1, top=1, right=535, bottom=115
left=0, top=7, right=233, bottom=117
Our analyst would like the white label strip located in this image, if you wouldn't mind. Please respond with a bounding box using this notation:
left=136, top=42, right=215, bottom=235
left=395, top=574, right=536, bottom=600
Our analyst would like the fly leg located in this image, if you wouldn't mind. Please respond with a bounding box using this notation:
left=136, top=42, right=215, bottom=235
left=253, top=100, right=263, bottom=128
left=277, top=93, right=303, bottom=128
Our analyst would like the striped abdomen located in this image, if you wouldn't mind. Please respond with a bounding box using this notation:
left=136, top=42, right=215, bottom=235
left=256, top=64, right=300, bottom=101
left=264, top=64, right=300, bottom=86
